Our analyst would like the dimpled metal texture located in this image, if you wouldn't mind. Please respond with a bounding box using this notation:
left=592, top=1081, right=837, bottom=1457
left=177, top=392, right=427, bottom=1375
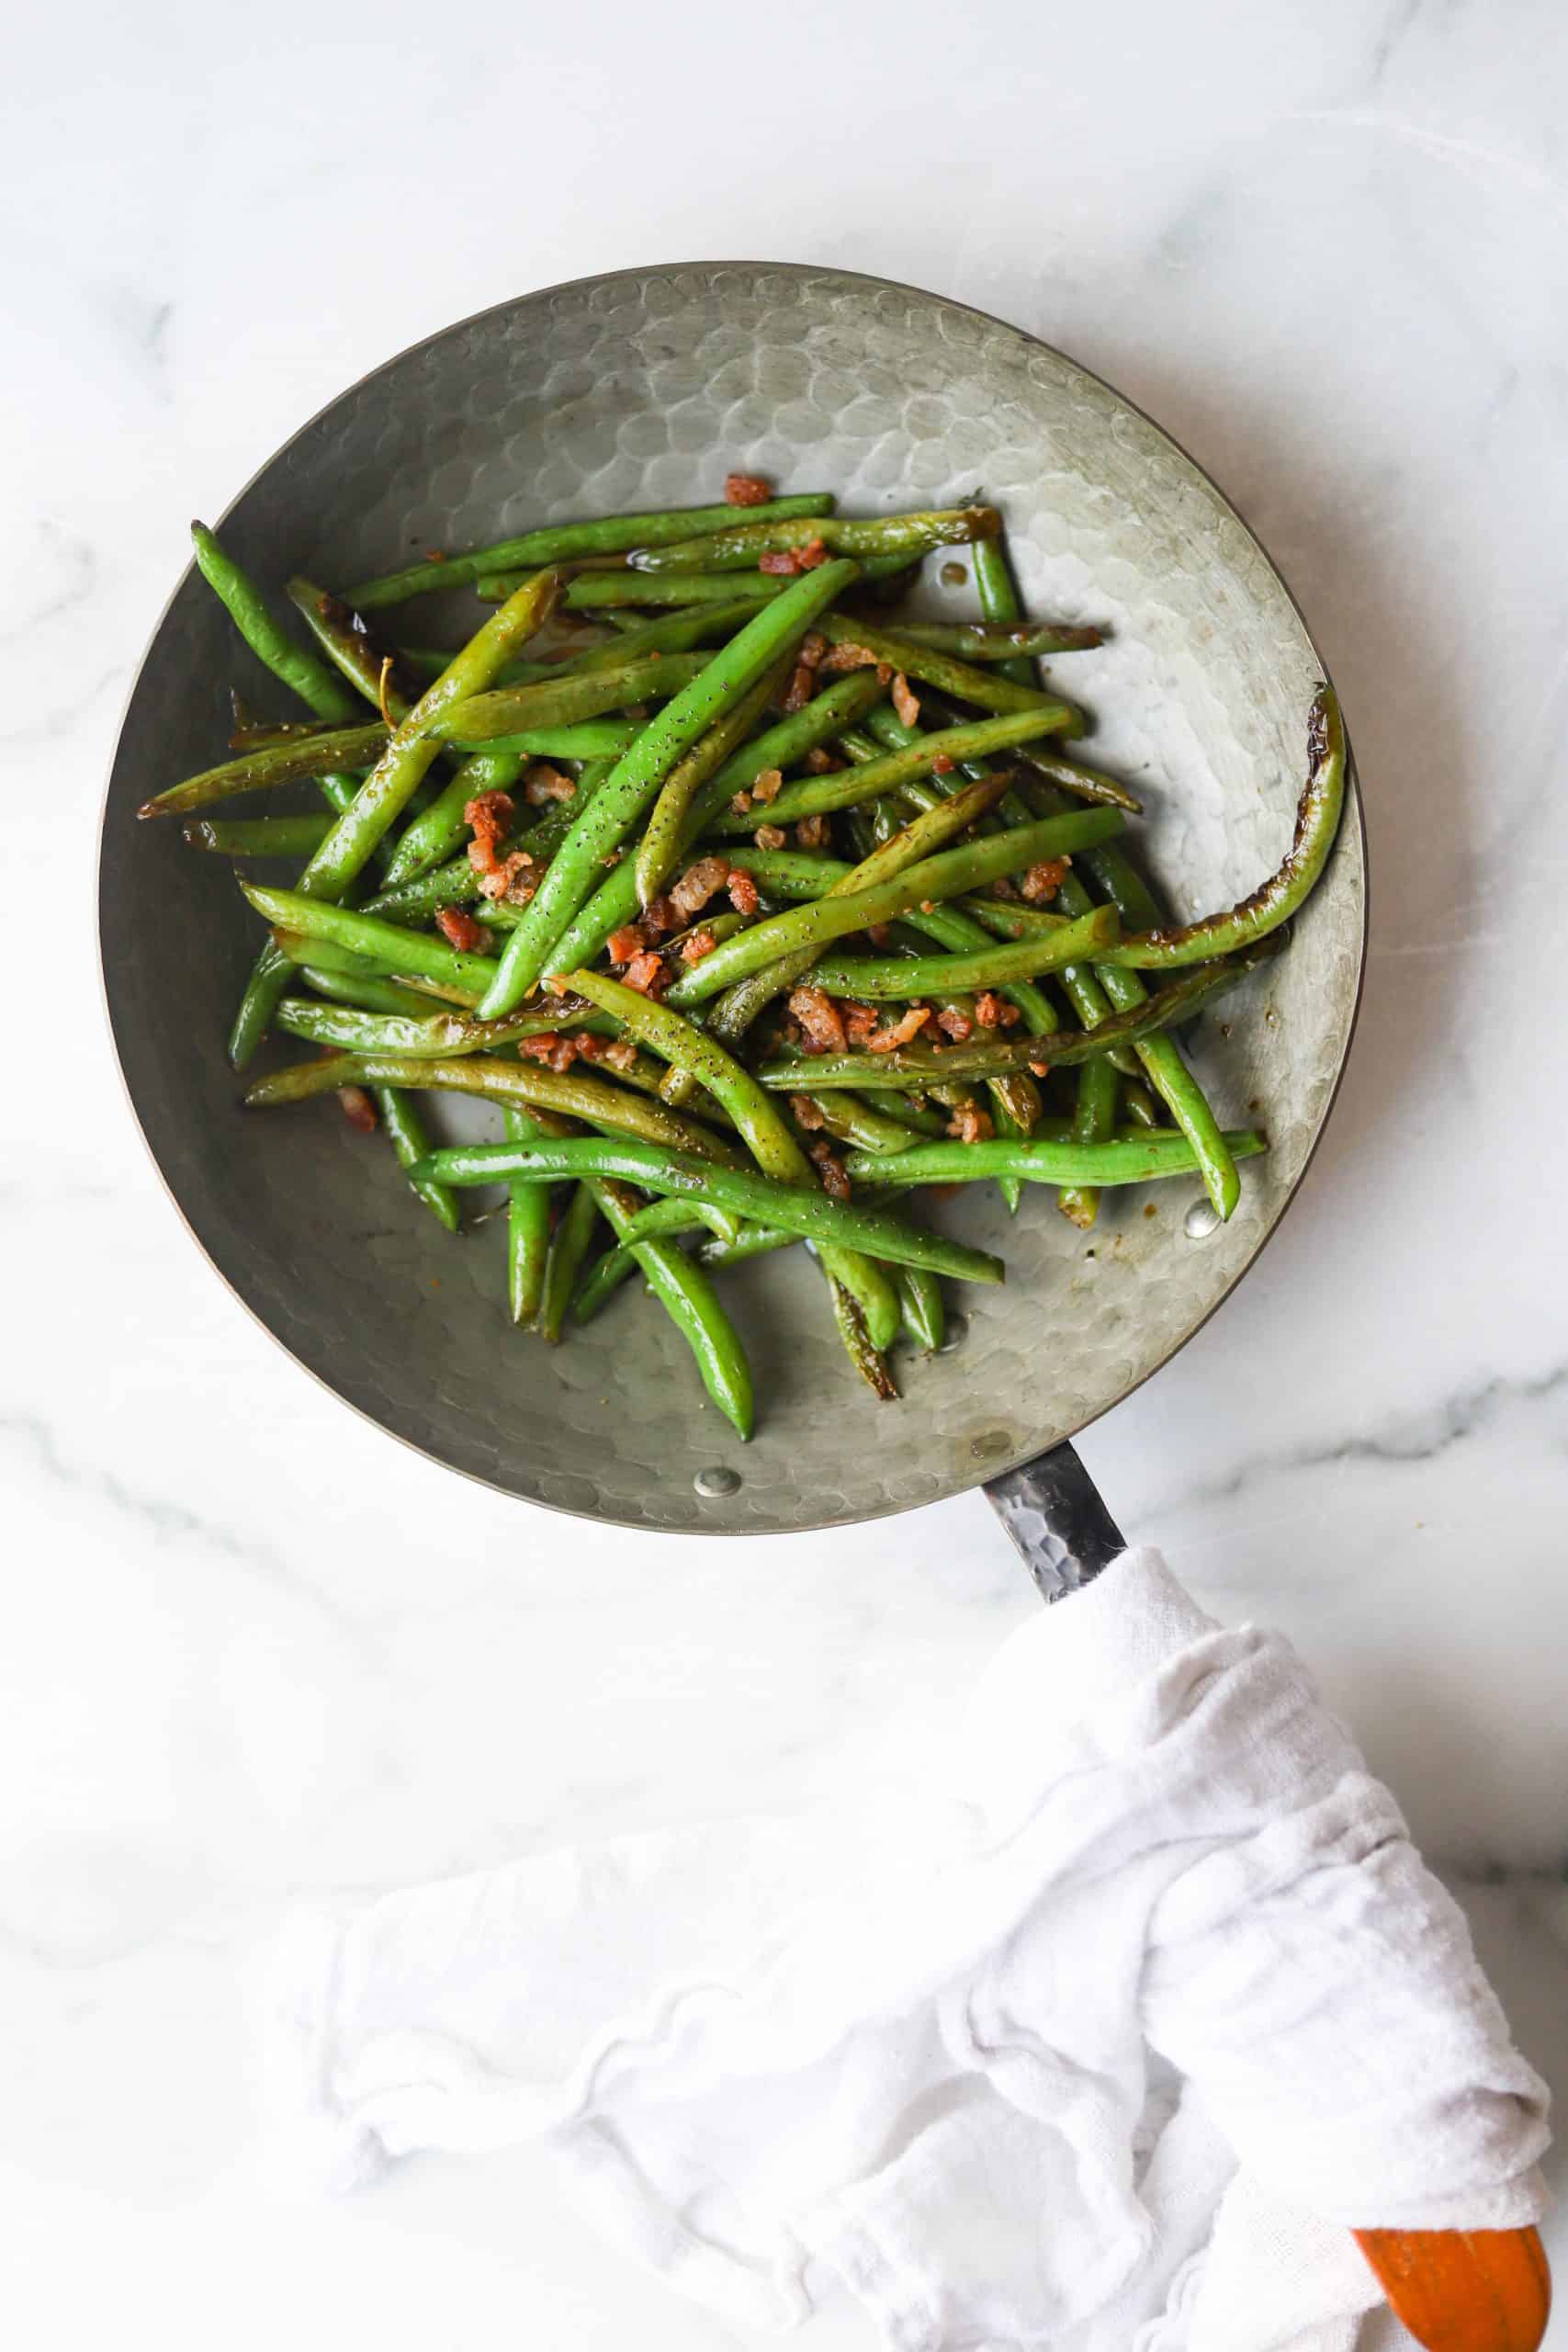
left=100, top=264, right=1365, bottom=1535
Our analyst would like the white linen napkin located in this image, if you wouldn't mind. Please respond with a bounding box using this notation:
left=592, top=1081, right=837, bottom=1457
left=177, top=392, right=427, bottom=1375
left=267, top=1548, right=1549, bottom=2350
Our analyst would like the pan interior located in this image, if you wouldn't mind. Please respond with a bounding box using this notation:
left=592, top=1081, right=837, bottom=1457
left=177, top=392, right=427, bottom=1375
left=100, top=264, right=1364, bottom=1533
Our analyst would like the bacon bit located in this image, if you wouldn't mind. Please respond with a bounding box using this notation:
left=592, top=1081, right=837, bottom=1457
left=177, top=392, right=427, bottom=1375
left=572, top=1031, right=637, bottom=1072
left=759, top=548, right=800, bottom=576
left=753, top=823, right=786, bottom=851
left=808, top=1140, right=852, bottom=1199
left=931, top=752, right=954, bottom=775
left=725, top=470, right=773, bottom=506
left=789, top=1092, right=826, bottom=1131
left=751, top=767, right=784, bottom=804
left=606, top=923, right=647, bottom=966
left=867, top=923, right=892, bottom=949
left=804, top=747, right=840, bottom=774
left=843, top=1001, right=880, bottom=1046
left=1021, top=858, right=1070, bottom=903
left=796, top=537, right=830, bottom=569
left=990, top=876, right=1019, bottom=900
left=524, top=762, right=575, bottom=806
left=867, top=1006, right=931, bottom=1053
left=822, top=639, right=880, bottom=673
left=1028, top=1056, right=1053, bottom=1078
left=681, top=928, right=718, bottom=964
left=788, top=986, right=848, bottom=1056
left=466, top=788, right=515, bottom=854
left=643, top=894, right=678, bottom=937
left=728, top=867, right=761, bottom=917
left=730, top=791, right=753, bottom=815
left=946, top=1102, right=995, bottom=1145
left=542, top=974, right=570, bottom=996
left=518, top=1032, right=581, bottom=1074
left=935, top=1006, right=974, bottom=1043
left=798, top=631, right=828, bottom=671
left=623, top=950, right=667, bottom=998
left=919, top=899, right=937, bottom=913
left=891, top=672, right=920, bottom=728
left=435, top=907, right=486, bottom=953
left=669, top=854, right=730, bottom=922
left=974, top=990, right=1021, bottom=1030
left=795, top=812, right=831, bottom=850
left=337, top=1085, right=378, bottom=1134
left=782, top=663, right=816, bottom=714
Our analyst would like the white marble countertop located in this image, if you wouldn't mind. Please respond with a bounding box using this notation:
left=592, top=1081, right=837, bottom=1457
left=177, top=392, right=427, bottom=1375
left=7, top=2, right=1568, bottom=2342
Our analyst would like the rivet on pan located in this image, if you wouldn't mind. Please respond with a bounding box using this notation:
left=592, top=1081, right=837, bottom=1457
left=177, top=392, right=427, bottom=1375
left=936, top=1313, right=969, bottom=1353
left=694, top=1464, right=741, bottom=1498
left=1184, top=1198, right=1221, bottom=1239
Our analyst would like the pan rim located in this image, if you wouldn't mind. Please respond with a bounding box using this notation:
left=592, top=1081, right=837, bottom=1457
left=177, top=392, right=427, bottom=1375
left=97, top=258, right=1368, bottom=1536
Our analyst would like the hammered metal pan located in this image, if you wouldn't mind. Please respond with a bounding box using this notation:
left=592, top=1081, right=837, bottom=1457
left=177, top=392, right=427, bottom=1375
left=99, top=263, right=1366, bottom=1542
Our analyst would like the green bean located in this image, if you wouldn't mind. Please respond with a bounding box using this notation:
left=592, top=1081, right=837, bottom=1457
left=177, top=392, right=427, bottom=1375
left=298, top=966, right=444, bottom=1019
left=503, top=1109, right=552, bottom=1325
left=271, top=926, right=477, bottom=1004
left=586, top=1178, right=754, bottom=1442
left=804, top=903, right=1120, bottom=998
left=284, top=579, right=419, bottom=716
left=1095, top=689, right=1347, bottom=967
left=896, top=1266, right=945, bottom=1352
left=1121, top=1077, right=1166, bottom=1129
left=477, top=560, right=862, bottom=1017
left=241, top=883, right=500, bottom=996
left=1014, top=747, right=1145, bottom=814
left=626, top=506, right=999, bottom=574
left=538, top=1183, right=600, bottom=1342
left=473, top=552, right=914, bottom=605
left=372, top=1085, right=459, bottom=1233
left=702, top=708, right=1072, bottom=836
left=182, top=814, right=334, bottom=858
left=755, top=945, right=1280, bottom=1086
left=571, top=1239, right=640, bottom=1324
left=860, top=1095, right=948, bottom=1138
left=814, top=615, right=1085, bottom=733
left=696, top=1224, right=799, bottom=1269
left=668, top=809, right=1124, bottom=1007
left=551, top=599, right=762, bottom=674
left=380, top=744, right=530, bottom=885
left=274, top=997, right=583, bottom=1058
left=138, top=724, right=389, bottom=819
left=970, top=524, right=1043, bottom=689
left=842, top=1130, right=1268, bottom=1188
left=634, top=665, right=788, bottom=909
left=614, top=1195, right=743, bottom=1249
left=563, top=969, right=900, bottom=1368
left=428, top=652, right=706, bottom=745
left=243, top=1052, right=740, bottom=1161
left=191, top=526, right=360, bottom=721
left=410, top=1138, right=1005, bottom=1288
left=346, top=494, right=837, bottom=607
left=789, top=1094, right=922, bottom=1155
left=887, top=621, right=1103, bottom=659
left=1058, top=1054, right=1120, bottom=1230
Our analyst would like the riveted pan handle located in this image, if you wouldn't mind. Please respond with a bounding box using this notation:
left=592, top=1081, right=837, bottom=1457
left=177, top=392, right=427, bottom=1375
left=983, top=1440, right=1125, bottom=1603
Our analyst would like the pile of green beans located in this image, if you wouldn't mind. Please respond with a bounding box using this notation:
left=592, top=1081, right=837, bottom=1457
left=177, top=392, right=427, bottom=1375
left=153, top=488, right=1344, bottom=1437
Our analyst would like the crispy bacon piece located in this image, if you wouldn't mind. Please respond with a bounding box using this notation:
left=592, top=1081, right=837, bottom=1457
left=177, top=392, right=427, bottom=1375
left=728, top=867, right=761, bottom=917
left=990, top=876, right=1019, bottom=900
left=466, top=787, right=536, bottom=902
left=821, top=640, right=892, bottom=679
left=751, top=767, right=783, bottom=804
left=781, top=663, right=816, bottom=714
left=730, top=790, right=753, bottom=815
left=946, top=1102, right=994, bottom=1145
left=606, top=923, right=647, bottom=966
left=574, top=1033, right=637, bottom=1071
left=935, top=1005, right=974, bottom=1043
left=337, top=1085, right=378, bottom=1134
left=518, top=1032, right=581, bottom=1073
left=465, top=788, right=514, bottom=854
left=798, top=631, right=828, bottom=671
left=725, top=470, right=773, bottom=506
left=759, top=549, right=800, bottom=576
left=753, top=823, right=786, bottom=851
left=866, top=1006, right=931, bottom=1053
left=891, top=672, right=920, bottom=727
left=788, top=986, right=848, bottom=1056
left=668, top=854, right=730, bottom=922
left=643, top=894, right=679, bottom=936
left=1021, top=857, right=1070, bottom=903
left=434, top=906, right=486, bottom=953
left=524, top=762, right=575, bottom=806
left=843, top=1001, right=880, bottom=1046
left=623, top=951, right=667, bottom=998
left=789, top=1092, right=826, bottom=1131
left=796, top=537, right=830, bottom=569
left=974, top=990, right=1021, bottom=1030
left=931, top=752, right=954, bottom=775
left=795, top=812, right=830, bottom=849
left=681, top=928, right=718, bottom=964
left=808, top=1140, right=852, bottom=1200
left=804, top=747, right=840, bottom=774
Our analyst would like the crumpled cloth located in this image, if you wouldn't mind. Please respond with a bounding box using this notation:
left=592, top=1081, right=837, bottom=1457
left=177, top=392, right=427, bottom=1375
left=267, top=1548, right=1549, bottom=2350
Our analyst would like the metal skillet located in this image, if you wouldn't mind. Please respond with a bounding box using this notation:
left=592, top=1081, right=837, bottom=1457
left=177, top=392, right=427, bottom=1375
left=101, top=267, right=1554, bottom=2349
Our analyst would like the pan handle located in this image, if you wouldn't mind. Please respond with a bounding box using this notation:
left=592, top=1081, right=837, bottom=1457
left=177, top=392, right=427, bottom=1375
left=983, top=1439, right=1126, bottom=1602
